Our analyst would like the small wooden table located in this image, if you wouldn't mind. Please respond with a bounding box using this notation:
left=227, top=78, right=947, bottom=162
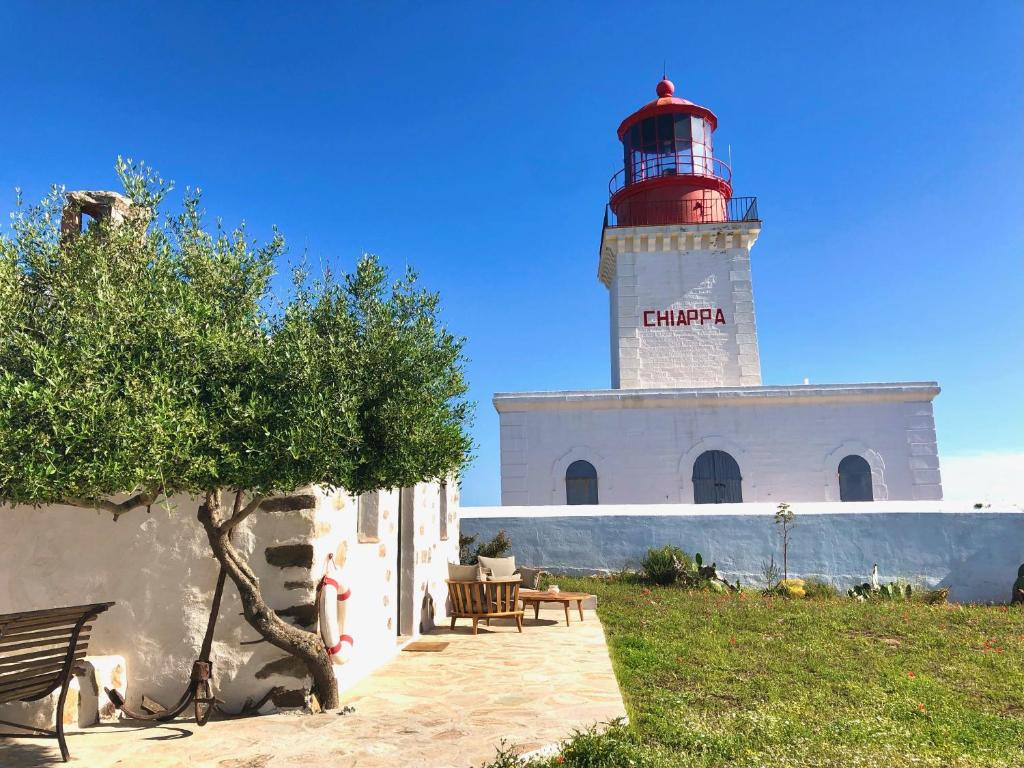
left=519, top=590, right=593, bottom=626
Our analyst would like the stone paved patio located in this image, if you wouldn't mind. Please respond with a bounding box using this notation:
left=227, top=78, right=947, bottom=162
left=0, top=608, right=625, bottom=767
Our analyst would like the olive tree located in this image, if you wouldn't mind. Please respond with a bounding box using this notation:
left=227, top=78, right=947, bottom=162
left=0, top=159, right=472, bottom=708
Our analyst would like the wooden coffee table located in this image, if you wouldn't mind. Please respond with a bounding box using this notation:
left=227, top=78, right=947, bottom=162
left=519, top=590, right=593, bottom=626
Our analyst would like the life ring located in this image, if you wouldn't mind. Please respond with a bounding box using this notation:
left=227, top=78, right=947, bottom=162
left=318, top=555, right=353, bottom=665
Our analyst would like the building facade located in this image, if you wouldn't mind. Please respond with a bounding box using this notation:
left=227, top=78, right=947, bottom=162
left=497, top=78, right=942, bottom=506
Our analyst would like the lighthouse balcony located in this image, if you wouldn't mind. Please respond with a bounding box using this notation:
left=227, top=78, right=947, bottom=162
left=608, top=154, right=733, bottom=197
left=605, top=195, right=759, bottom=228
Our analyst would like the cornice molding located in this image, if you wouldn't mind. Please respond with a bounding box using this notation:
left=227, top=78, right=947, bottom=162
left=494, top=382, right=941, bottom=413
left=598, top=221, right=762, bottom=287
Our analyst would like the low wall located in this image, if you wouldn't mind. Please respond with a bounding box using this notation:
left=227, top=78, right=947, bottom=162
left=460, top=502, right=1024, bottom=603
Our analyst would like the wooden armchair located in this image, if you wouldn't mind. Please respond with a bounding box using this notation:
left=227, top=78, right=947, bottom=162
left=446, top=577, right=523, bottom=634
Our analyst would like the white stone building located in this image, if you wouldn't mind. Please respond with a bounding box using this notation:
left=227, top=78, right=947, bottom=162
left=497, top=78, right=942, bottom=506
left=0, top=482, right=460, bottom=726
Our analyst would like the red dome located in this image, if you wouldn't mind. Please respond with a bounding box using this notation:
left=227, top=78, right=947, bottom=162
left=617, top=77, right=718, bottom=139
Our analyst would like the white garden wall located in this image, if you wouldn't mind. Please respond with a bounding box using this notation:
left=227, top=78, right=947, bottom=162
left=0, top=481, right=459, bottom=726
left=461, top=502, right=1023, bottom=603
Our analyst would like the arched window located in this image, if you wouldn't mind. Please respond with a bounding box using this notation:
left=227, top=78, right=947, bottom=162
left=692, top=450, right=743, bottom=504
left=565, top=460, right=599, bottom=505
left=838, top=455, right=873, bottom=501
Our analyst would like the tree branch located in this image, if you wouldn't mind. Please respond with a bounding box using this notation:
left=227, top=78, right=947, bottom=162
left=221, top=492, right=267, bottom=534
left=63, top=489, right=163, bottom=521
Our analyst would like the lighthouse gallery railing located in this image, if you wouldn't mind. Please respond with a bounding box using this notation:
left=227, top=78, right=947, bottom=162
left=605, top=196, right=759, bottom=228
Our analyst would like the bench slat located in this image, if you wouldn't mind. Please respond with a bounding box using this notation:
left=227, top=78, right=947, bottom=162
left=0, top=678, right=61, bottom=703
left=0, top=625, right=91, bottom=645
left=0, top=646, right=88, bottom=667
left=0, top=632, right=91, bottom=655
left=0, top=652, right=87, bottom=679
left=1, top=666, right=64, bottom=689
left=0, top=684, right=60, bottom=708
left=2, top=615, right=90, bottom=634
left=0, top=604, right=112, bottom=637
left=0, top=602, right=114, bottom=624
left=0, top=668, right=70, bottom=697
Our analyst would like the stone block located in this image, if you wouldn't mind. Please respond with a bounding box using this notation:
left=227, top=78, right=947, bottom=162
left=912, top=469, right=942, bottom=485
left=906, top=429, right=937, bottom=444
left=265, top=544, right=314, bottom=569
left=76, top=655, right=127, bottom=725
left=261, top=494, right=317, bottom=513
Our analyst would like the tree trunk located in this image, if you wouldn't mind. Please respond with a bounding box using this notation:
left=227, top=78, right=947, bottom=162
left=197, top=491, right=339, bottom=709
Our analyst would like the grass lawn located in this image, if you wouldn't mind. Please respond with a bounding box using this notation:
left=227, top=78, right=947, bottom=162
left=529, top=577, right=1024, bottom=768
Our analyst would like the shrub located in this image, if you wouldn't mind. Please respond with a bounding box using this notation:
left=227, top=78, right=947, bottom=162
left=478, top=721, right=666, bottom=768
left=641, top=545, right=692, bottom=585
left=802, top=578, right=839, bottom=600
left=923, top=587, right=950, bottom=604
left=760, top=555, right=782, bottom=592
left=554, top=721, right=662, bottom=767
left=849, top=580, right=913, bottom=601
left=778, top=578, right=806, bottom=599
left=461, top=529, right=512, bottom=565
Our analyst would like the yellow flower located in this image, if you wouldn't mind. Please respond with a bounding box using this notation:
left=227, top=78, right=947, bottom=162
left=779, top=578, right=806, bottom=599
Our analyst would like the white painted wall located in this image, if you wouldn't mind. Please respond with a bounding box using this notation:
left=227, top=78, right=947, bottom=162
left=600, top=222, right=762, bottom=389
left=461, top=502, right=1024, bottom=603
left=0, top=481, right=459, bottom=726
left=496, top=383, right=941, bottom=505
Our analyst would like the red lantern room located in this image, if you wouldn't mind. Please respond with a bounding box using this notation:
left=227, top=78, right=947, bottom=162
left=609, top=77, right=751, bottom=227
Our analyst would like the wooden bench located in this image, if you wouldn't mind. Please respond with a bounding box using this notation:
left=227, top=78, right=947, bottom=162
left=446, top=578, right=523, bottom=634
left=0, top=602, right=115, bottom=761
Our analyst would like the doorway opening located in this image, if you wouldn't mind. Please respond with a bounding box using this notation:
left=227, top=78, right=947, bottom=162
left=395, top=487, right=415, bottom=638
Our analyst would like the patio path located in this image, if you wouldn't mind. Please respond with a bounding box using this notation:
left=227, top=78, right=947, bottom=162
left=0, top=608, right=626, bottom=768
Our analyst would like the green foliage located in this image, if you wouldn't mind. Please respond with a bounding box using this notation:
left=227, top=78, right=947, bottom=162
left=641, top=545, right=692, bottom=586
left=458, top=533, right=478, bottom=565
left=477, top=740, right=528, bottom=768
left=0, top=159, right=473, bottom=507
left=641, top=547, right=737, bottom=591
left=802, top=577, right=840, bottom=600
left=760, top=555, right=782, bottom=591
left=777, top=578, right=806, bottom=598
left=544, top=576, right=1024, bottom=767
left=849, top=581, right=914, bottom=601
left=479, top=722, right=669, bottom=768
left=460, top=529, right=512, bottom=565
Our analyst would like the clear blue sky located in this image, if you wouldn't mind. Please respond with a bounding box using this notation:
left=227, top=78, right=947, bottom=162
left=2, top=3, right=1022, bottom=505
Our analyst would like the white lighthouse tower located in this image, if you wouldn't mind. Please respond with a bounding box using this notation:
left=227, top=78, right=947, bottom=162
left=600, top=76, right=762, bottom=389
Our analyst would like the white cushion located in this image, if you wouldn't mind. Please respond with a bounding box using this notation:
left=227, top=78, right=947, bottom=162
left=478, top=555, right=516, bottom=578
left=518, top=567, right=546, bottom=589
left=448, top=562, right=485, bottom=581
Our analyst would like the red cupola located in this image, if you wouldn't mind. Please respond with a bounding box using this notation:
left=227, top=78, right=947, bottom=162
left=609, top=77, right=736, bottom=226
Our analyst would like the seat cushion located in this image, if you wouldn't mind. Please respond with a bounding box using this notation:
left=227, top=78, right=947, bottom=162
left=518, top=567, right=547, bottom=589
left=448, top=562, right=486, bottom=582
left=477, top=555, right=516, bottom=578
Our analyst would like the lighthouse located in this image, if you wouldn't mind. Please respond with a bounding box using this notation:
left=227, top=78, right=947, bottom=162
left=494, top=78, right=942, bottom=506
left=600, top=77, right=763, bottom=389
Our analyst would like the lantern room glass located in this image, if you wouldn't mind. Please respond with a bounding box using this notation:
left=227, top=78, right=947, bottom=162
left=623, top=115, right=714, bottom=185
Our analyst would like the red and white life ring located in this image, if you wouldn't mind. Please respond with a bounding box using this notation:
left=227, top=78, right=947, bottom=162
left=318, top=555, right=353, bottom=665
